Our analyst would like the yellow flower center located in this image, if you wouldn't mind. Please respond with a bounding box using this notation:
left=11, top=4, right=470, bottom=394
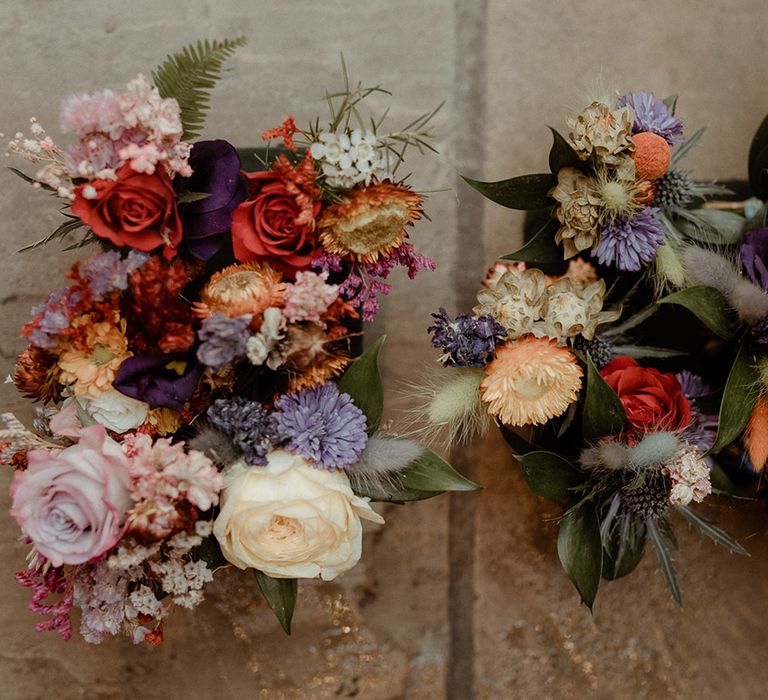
left=513, top=376, right=551, bottom=402
left=332, top=203, right=410, bottom=256
left=91, top=344, right=117, bottom=366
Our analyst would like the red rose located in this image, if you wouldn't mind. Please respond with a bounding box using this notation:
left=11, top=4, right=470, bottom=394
left=231, top=162, right=321, bottom=274
left=600, top=356, right=691, bottom=433
left=71, top=163, right=182, bottom=259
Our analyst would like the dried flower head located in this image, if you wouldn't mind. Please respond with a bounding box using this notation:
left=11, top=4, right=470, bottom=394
left=480, top=337, right=582, bottom=426
left=193, top=262, right=285, bottom=320
left=282, top=324, right=350, bottom=392
left=549, top=168, right=602, bottom=258
left=566, top=102, right=635, bottom=165
left=534, top=278, right=620, bottom=342
left=14, top=346, right=63, bottom=404
left=318, top=182, right=423, bottom=263
left=473, top=268, right=548, bottom=338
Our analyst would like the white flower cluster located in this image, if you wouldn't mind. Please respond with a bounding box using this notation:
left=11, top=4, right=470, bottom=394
left=310, top=128, right=391, bottom=189
left=664, top=446, right=712, bottom=506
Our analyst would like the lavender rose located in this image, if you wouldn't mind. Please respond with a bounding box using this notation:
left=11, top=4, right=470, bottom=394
left=11, top=425, right=132, bottom=566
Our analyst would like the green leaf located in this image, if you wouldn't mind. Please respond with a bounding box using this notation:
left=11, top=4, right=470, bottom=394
left=398, top=448, right=480, bottom=493
left=498, top=424, right=541, bottom=455
left=579, top=352, right=627, bottom=441
left=547, top=127, right=583, bottom=173
left=152, top=37, right=247, bottom=140
left=517, top=451, right=584, bottom=499
left=646, top=518, right=682, bottom=607
left=602, top=523, right=646, bottom=581
left=709, top=463, right=741, bottom=497
left=194, top=534, right=228, bottom=571
left=611, top=344, right=687, bottom=359
left=676, top=506, right=749, bottom=555
left=177, top=191, right=211, bottom=204
left=461, top=172, right=556, bottom=210
left=350, top=476, right=439, bottom=503
left=254, top=570, right=297, bottom=635
left=557, top=503, right=603, bottom=610
left=671, top=126, right=705, bottom=166
left=662, top=95, right=678, bottom=114
left=677, top=209, right=747, bottom=245
left=601, top=303, right=658, bottom=338
left=19, top=217, right=86, bottom=253
left=657, top=285, right=734, bottom=340
left=749, top=113, right=768, bottom=200
left=709, top=343, right=760, bottom=454
left=338, top=336, right=385, bottom=433
left=500, top=217, right=562, bottom=263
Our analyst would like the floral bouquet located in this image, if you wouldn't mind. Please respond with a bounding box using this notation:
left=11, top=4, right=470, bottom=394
left=417, top=90, right=746, bottom=608
left=1, top=38, right=476, bottom=645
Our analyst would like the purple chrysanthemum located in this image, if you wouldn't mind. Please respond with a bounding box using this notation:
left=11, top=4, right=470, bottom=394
left=79, top=250, right=148, bottom=300
left=273, top=383, right=368, bottom=470
left=593, top=208, right=665, bottom=271
left=616, top=92, right=684, bottom=144
left=428, top=308, right=507, bottom=367
left=207, top=397, right=278, bottom=466
left=196, top=312, right=252, bottom=370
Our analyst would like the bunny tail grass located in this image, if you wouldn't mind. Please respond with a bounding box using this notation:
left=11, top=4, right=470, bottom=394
left=347, top=436, right=426, bottom=493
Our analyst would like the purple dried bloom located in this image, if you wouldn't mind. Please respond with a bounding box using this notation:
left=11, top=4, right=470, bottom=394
left=80, top=250, right=148, bottom=300
left=677, top=370, right=710, bottom=400
left=114, top=354, right=202, bottom=410
left=751, top=315, right=768, bottom=345
left=616, top=92, right=684, bottom=144
left=593, top=208, right=665, bottom=271
left=207, top=397, right=278, bottom=466
left=428, top=308, right=507, bottom=367
left=740, top=228, right=768, bottom=291
left=25, top=286, right=81, bottom=349
left=573, top=335, right=614, bottom=370
left=274, top=383, right=368, bottom=469
left=677, top=370, right=718, bottom=465
left=196, top=313, right=252, bottom=370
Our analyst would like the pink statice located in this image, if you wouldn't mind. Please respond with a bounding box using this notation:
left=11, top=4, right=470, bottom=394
left=59, top=74, right=191, bottom=181
left=283, top=270, right=339, bottom=324
left=16, top=554, right=73, bottom=640
left=73, top=560, right=127, bottom=643
left=313, top=241, right=436, bottom=321
left=122, top=434, right=223, bottom=540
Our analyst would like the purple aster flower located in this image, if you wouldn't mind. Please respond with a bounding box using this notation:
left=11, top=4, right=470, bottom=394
left=428, top=308, right=507, bottom=367
left=739, top=228, right=768, bottom=291
left=593, top=208, right=665, bottom=271
left=175, top=139, right=246, bottom=261
left=677, top=370, right=718, bottom=464
left=196, top=313, right=252, bottom=370
left=676, top=370, right=710, bottom=401
left=616, top=92, right=684, bottom=144
left=273, top=383, right=368, bottom=469
left=25, top=287, right=81, bottom=349
left=113, top=355, right=202, bottom=410
left=207, top=397, right=278, bottom=466
left=79, top=250, right=148, bottom=300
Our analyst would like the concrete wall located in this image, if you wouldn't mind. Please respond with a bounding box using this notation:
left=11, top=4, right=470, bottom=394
left=1, top=1, right=767, bottom=697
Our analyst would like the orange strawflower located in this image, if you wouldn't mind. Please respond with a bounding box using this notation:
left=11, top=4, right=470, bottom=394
left=481, top=336, right=582, bottom=426
left=318, top=182, right=423, bottom=263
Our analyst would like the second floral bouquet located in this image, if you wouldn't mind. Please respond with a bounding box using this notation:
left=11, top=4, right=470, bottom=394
left=1, top=39, right=476, bottom=646
left=422, top=89, right=747, bottom=607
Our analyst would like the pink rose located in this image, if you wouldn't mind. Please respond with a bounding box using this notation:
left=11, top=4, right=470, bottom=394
left=48, top=401, right=83, bottom=439
left=11, top=425, right=132, bottom=566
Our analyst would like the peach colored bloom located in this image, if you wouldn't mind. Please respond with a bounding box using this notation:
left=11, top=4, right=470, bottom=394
left=481, top=336, right=582, bottom=426
left=59, top=320, right=131, bottom=397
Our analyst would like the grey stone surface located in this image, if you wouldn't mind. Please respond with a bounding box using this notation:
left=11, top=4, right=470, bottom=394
left=1, top=1, right=768, bottom=698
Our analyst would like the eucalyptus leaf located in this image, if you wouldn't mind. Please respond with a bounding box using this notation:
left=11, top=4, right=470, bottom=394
left=517, top=451, right=584, bottom=499
left=708, top=343, right=759, bottom=454
left=557, top=503, right=603, bottom=610
left=676, top=506, right=749, bottom=555
left=547, top=127, right=583, bottom=173
left=749, top=113, right=768, bottom=200
left=500, top=217, right=562, bottom=264
left=254, top=570, right=297, bottom=635
left=398, top=448, right=480, bottom=493
left=461, top=172, right=556, bottom=210
left=677, top=209, right=746, bottom=245
left=338, top=336, right=385, bottom=433
left=657, top=285, right=734, bottom=340
left=579, top=352, right=627, bottom=441
left=602, top=522, right=646, bottom=581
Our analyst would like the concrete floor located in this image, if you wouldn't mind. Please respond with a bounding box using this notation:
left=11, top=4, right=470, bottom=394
left=2, top=1, right=768, bottom=697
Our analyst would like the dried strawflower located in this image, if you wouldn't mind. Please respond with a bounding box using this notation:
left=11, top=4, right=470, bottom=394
left=480, top=337, right=582, bottom=426
left=193, top=262, right=285, bottom=320
left=566, top=102, right=635, bottom=165
left=549, top=168, right=603, bottom=258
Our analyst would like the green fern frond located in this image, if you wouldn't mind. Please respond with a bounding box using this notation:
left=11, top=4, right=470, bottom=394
left=151, top=37, right=247, bottom=140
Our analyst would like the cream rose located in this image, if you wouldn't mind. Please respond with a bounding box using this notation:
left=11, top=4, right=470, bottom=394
left=213, top=450, right=384, bottom=580
left=79, top=391, right=150, bottom=434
